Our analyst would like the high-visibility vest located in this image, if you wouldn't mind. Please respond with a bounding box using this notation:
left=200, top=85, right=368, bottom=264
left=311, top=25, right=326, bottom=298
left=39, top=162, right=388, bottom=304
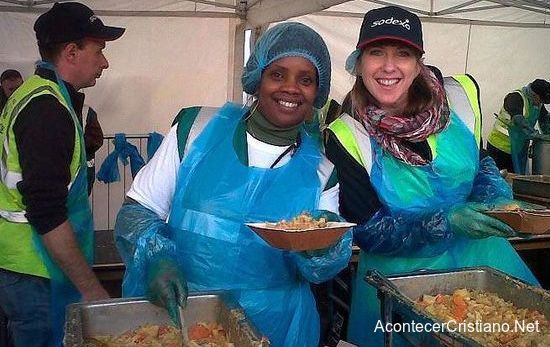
left=328, top=74, right=482, bottom=171
left=487, top=88, right=539, bottom=154
left=0, top=75, right=82, bottom=277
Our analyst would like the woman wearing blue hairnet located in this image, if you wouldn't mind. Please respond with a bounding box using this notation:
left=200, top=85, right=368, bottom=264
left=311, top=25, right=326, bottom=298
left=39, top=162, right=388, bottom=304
left=324, top=6, right=539, bottom=346
left=114, top=22, right=352, bottom=347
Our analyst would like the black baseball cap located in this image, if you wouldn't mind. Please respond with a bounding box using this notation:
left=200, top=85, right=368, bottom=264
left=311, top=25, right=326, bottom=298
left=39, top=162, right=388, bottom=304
left=356, top=6, right=423, bottom=53
left=34, top=2, right=125, bottom=47
left=531, top=79, right=550, bottom=103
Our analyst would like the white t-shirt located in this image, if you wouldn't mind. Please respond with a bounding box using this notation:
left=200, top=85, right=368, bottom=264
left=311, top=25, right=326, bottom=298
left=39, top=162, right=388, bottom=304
left=128, top=125, right=339, bottom=220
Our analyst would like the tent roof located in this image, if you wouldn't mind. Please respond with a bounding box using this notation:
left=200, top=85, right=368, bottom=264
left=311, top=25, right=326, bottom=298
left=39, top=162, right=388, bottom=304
left=1, top=1, right=549, bottom=28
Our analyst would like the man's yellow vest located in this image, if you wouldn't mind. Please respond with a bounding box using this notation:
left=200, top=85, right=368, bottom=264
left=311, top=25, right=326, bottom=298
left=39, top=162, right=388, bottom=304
left=0, top=75, right=82, bottom=278
left=487, top=89, right=530, bottom=154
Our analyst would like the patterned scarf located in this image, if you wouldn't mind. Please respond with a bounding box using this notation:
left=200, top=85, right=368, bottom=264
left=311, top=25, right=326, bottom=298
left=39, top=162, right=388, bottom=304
left=358, top=65, right=450, bottom=166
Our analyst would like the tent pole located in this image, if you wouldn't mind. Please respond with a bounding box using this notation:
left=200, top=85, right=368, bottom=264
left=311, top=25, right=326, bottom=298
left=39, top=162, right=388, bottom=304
left=230, top=20, right=246, bottom=102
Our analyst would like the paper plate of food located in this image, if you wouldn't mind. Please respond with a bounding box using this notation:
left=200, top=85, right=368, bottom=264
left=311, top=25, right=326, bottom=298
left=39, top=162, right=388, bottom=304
left=246, top=213, right=355, bottom=251
left=485, top=202, right=550, bottom=235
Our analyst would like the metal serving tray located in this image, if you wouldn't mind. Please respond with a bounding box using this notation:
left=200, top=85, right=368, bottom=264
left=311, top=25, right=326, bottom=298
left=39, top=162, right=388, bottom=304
left=366, top=267, right=550, bottom=347
left=64, top=292, right=270, bottom=346
left=513, top=175, right=550, bottom=199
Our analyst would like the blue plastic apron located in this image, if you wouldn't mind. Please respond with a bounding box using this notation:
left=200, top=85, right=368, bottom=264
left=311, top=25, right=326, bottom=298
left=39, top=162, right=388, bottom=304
left=510, top=87, right=541, bottom=174
left=167, top=103, right=323, bottom=347
left=347, top=112, right=537, bottom=347
left=30, top=63, right=93, bottom=347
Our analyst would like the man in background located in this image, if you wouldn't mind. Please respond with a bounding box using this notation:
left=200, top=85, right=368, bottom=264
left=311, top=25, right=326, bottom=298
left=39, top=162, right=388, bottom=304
left=0, top=2, right=124, bottom=346
left=487, top=79, right=550, bottom=173
left=0, top=69, right=23, bottom=111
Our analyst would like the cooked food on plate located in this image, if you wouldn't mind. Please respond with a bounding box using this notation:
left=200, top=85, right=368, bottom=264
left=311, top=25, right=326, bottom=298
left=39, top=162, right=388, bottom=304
left=266, top=212, right=327, bottom=231
left=499, top=203, right=521, bottom=211
left=417, top=288, right=549, bottom=346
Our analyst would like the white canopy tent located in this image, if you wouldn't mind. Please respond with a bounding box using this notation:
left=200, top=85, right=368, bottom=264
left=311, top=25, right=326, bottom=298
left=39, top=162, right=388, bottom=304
left=1, top=0, right=549, bottom=139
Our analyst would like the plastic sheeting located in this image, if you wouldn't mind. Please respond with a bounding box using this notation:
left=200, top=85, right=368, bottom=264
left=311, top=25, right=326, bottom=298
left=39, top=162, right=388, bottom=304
left=97, top=133, right=145, bottom=183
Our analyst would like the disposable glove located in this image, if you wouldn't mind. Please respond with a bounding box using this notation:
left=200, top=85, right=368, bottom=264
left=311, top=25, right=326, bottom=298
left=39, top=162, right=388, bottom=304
left=146, top=257, right=188, bottom=326
left=512, top=114, right=537, bottom=138
left=310, top=209, right=343, bottom=222
left=447, top=202, right=515, bottom=239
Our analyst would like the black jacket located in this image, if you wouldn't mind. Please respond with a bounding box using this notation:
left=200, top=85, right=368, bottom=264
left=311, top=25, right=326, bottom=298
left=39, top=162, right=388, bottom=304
left=14, top=68, right=85, bottom=234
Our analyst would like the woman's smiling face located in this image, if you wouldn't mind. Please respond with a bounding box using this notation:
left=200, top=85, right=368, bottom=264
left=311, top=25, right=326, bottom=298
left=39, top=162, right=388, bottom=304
left=257, top=56, right=318, bottom=128
left=358, top=42, right=421, bottom=114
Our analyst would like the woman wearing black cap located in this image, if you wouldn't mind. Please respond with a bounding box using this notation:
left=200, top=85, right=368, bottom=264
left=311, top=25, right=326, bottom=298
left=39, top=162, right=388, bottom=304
left=325, top=6, right=538, bottom=346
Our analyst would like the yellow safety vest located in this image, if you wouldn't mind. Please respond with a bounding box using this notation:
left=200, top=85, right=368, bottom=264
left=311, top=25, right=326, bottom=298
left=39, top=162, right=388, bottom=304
left=487, top=89, right=530, bottom=154
left=0, top=75, right=82, bottom=277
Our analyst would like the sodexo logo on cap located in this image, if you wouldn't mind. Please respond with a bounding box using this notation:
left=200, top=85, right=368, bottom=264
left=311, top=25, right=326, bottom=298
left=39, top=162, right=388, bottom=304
left=371, top=17, right=411, bottom=31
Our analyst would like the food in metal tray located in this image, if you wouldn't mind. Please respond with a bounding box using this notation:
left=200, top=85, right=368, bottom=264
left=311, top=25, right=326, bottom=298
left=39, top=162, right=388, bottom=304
left=85, top=324, right=181, bottom=346
left=417, top=288, right=550, bottom=347
left=266, top=212, right=327, bottom=231
left=85, top=322, right=235, bottom=347
left=187, top=322, right=234, bottom=346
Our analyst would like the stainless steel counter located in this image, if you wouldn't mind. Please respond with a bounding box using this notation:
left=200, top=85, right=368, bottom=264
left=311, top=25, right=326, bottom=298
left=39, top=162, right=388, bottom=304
left=93, top=229, right=124, bottom=297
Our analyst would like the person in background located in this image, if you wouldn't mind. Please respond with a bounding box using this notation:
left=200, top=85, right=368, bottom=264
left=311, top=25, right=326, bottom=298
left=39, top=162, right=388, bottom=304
left=0, top=69, right=24, bottom=111
left=115, top=22, right=352, bottom=347
left=0, top=2, right=124, bottom=346
left=82, top=104, right=104, bottom=195
left=324, top=6, right=538, bottom=346
left=487, top=79, right=550, bottom=173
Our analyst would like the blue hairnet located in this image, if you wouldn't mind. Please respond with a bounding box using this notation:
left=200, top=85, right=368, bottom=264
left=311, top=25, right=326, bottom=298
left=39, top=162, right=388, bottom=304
left=242, top=22, right=331, bottom=108
left=345, top=49, right=361, bottom=75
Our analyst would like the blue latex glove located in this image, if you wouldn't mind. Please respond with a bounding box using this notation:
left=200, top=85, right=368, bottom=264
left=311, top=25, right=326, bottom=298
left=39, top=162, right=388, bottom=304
left=447, top=202, right=515, bottom=239
left=310, top=210, right=342, bottom=222
left=291, top=227, right=352, bottom=284
left=512, top=114, right=538, bottom=138
left=146, top=257, right=188, bottom=326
